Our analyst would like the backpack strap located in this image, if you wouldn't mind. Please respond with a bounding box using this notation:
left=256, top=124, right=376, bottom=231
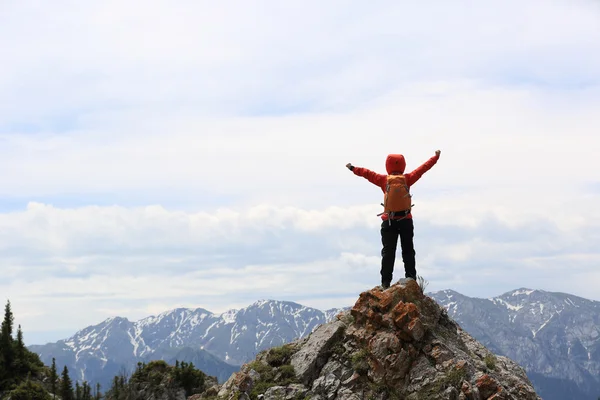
left=377, top=203, right=415, bottom=225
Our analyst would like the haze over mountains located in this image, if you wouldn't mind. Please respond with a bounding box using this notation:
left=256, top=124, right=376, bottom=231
left=29, top=287, right=600, bottom=400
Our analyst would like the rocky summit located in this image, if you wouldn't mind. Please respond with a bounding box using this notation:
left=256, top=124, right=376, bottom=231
left=199, top=279, right=542, bottom=400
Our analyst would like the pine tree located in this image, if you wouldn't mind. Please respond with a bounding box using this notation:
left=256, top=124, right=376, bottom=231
left=95, top=382, right=101, bottom=400
left=11, top=324, right=27, bottom=375
left=16, top=324, right=25, bottom=357
left=175, top=360, right=205, bottom=396
left=0, top=300, right=45, bottom=391
left=7, top=378, right=52, bottom=400
left=60, top=365, right=74, bottom=400
left=1, top=300, right=14, bottom=337
left=49, top=358, right=58, bottom=399
left=82, top=381, right=92, bottom=400
left=0, top=299, right=16, bottom=388
left=0, top=300, right=15, bottom=372
left=75, top=381, right=82, bottom=400
left=110, top=376, right=120, bottom=400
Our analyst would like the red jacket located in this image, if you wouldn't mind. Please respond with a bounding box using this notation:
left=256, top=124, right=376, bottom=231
left=352, top=153, right=439, bottom=220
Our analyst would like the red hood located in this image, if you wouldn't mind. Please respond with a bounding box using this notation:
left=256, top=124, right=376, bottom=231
left=385, top=154, right=406, bottom=174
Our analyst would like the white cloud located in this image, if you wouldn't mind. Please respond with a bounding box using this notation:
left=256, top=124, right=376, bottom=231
left=1, top=0, right=599, bottom=343
left=2, top=200, right=599, bottom=344
left=0, top=82, right=598, bottom=211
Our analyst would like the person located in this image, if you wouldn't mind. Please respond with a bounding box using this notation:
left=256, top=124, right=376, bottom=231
left=346, top=150, right=441, bottom=289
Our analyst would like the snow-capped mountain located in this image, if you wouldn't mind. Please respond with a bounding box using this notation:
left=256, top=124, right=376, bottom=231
left=29, top=299, right=346, bottom=391
left=30, top=288, right=600, bottom=399
left=430, top=288, right=600, bottom=400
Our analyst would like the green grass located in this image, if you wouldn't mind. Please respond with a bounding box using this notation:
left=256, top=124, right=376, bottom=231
left=266, top=344, right=295, bottom=367
left=331, top=341, right=346, bottom=356
left=484, top=354, right=497, bottom=371
left=351, top=348, right=369, bottom=375
left=446, top=366, right=467, bottom=388
left=245, top=344, right=302, bottom=400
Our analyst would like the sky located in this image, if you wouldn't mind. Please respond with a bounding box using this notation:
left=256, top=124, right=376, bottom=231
left=1, top=0, right=599, bottom=345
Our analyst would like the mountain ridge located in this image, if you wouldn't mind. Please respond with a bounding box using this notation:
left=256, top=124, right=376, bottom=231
left=29, top=298, right=348, bottom=391
left=29, top=288, right=600, bottom=399
left=212, top=279, right=542, bottom=400
left=429, top=287, right=600, bottom=400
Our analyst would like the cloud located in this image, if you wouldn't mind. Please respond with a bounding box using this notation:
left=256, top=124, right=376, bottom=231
left=2, top=200, right=600, bottom=344
left=2, top=0, right=600, bottom=127
left=1, top=0, right=599, bottom=343
left=0, top=82, right=598, bottom=212
left=1, top=3, right=599, bottom=209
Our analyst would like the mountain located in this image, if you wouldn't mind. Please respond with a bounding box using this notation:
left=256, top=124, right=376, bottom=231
left=28, top=299, right=346, bottom=391
left=31, top=287, right=599, bottom=398
left=210, top=279, right=541, bottom=400
left=429, top=287, right=600, bottom=400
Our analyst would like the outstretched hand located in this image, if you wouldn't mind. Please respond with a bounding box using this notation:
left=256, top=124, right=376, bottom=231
left=435, top=150, right=441, bottom=157
left=346, top=163, right=354, bottom=170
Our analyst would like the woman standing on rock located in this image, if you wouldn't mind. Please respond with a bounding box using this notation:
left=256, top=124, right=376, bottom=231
left=346, top=150, right=441, bottom=289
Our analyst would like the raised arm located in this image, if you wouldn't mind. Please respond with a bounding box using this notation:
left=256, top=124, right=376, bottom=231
left=405, top=150, right=441, bottom=186
left=346, top=163, right=387, bottom=188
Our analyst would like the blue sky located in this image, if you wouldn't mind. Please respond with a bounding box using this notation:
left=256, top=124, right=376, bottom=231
left=1, top=0, right=599, bottom=345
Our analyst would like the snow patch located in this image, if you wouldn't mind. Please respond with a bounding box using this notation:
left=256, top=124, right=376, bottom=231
left=75, top=344, right=92, bottom=362
left=512, top=289, right=534, bottom=296
left=495, top=298, right=524, bottom=311
left=204, top=321, right=220, bottom=336
left=444, top=301, right=459, bottom=315
left=220, top=310, right=237, bottom=324
left=533, top=314, right=555, bottom=338
left=127, top=329, right=139, bottom=357
left=565, top=298, right=576, bottom=307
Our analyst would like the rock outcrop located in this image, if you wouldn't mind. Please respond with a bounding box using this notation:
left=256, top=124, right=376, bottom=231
left=200, top=279, right=541, bottom=400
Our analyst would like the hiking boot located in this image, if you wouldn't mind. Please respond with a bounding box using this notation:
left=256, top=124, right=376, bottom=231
left=382, top=281, right=391, bottom=289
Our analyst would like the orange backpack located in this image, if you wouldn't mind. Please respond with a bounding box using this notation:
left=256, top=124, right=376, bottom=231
left=378, top=174, right=413, bottom=219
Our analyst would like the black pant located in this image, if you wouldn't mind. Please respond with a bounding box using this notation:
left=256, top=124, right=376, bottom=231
left=380, top=218, right=416, bottom=285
